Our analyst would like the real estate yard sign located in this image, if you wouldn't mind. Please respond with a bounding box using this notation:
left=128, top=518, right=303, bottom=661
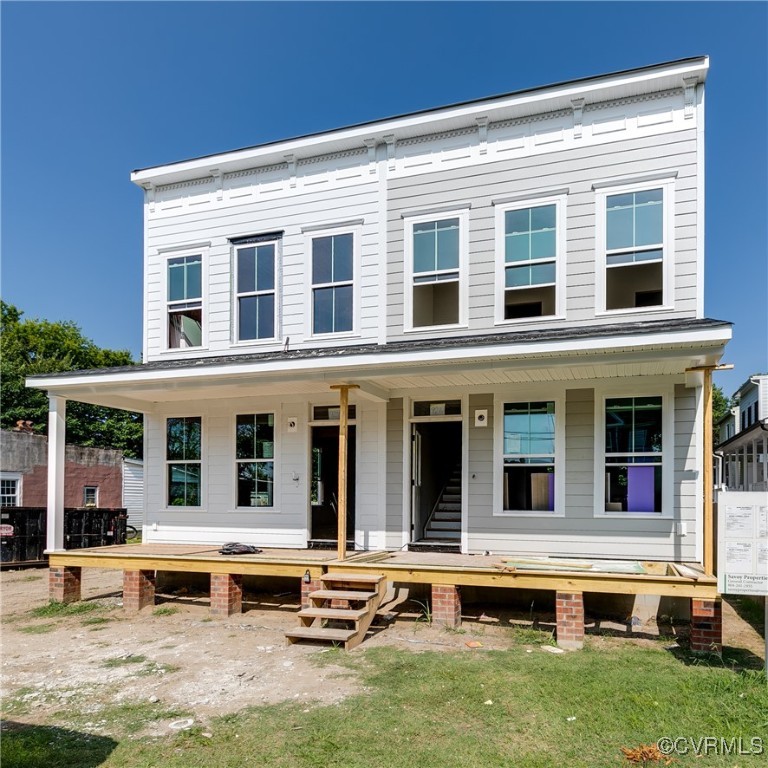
left=717, top=491, right=768, bottom=597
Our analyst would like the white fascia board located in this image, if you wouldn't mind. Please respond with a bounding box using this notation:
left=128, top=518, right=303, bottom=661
left=27, top=325, right=730, bottom=392
left=131, top=59, right=708, bottom=188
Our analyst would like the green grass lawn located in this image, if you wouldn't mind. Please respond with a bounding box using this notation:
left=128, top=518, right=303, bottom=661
left=2, top=643, right=766, bottom=768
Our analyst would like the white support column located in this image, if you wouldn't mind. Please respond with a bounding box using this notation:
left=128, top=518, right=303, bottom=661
left=46, top=396, right=66, bottom=552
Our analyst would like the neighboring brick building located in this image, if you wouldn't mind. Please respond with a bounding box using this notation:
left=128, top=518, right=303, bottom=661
left=1, top=430, right=126, bottom=510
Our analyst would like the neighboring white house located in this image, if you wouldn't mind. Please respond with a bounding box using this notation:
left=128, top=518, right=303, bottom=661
left=716, top=375, right=768, bottom=491
left=122, top=458, right=145, bottom=529
left=29, top=57, right=731, bottom=564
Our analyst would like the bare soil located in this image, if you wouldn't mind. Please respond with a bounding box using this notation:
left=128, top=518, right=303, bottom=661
left=1, top=567, right=764, bottom=735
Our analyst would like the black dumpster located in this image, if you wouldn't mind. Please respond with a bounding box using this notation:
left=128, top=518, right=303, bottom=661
left=0, top=508, right=127, bottom=566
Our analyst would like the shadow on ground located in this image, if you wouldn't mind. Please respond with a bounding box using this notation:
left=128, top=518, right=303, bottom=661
left=0, top=721, right=118, bottom=768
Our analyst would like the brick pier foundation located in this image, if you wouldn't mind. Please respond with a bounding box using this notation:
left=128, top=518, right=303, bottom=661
left=431, top=584, right=462, bottom=628
left=301, top=577, right=323, bottom=609
left=690, top=598, right=722, bottom=654
left=210, top=573, right=243, bottom=617
left=556, top=591, right=585, bottom=650
left=123, top=570, right=156, bottom=612
left=49, top=566, right=82, bottom=604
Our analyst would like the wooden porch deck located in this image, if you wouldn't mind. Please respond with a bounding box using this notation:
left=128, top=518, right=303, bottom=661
left=48, top=543, right=719, bottom=598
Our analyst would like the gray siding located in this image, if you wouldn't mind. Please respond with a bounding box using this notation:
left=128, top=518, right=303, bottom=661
left=468, top=394, right=494, bottom=527
left=385, top=398, right=404, bottom=547
left=387, top=129, right=699, bottom=340
left=467, top=387, right=698, bottom=561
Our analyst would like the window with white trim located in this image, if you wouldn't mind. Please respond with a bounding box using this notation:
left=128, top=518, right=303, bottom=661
left=604, top=397, right=662, bottom=513
left=500, top=203, right=558, bottom=319
left=311, top=233, right=353, bottom=335
left=502, top=401, right=556, bottom=512
left=600, top=184, right=668, bottom=311
left=235, top=241, right=277, bottom=341
left=407, top=214, right=465, bottom=329
left=83, top=486, right=98, bottom=507
left=0, top=476, right=21, bottom=507
left=235, top=414, right=274, bottom=507
left=167, top=255, right=203, bottom=348
left=166, top=417, right=201, bottom=506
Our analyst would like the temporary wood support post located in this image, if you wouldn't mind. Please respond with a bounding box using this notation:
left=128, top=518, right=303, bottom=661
left=330, top=384, right=359, bottom=561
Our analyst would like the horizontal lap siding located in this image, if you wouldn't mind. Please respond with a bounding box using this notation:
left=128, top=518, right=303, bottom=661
left=467, top=387, right=698, bottom=561
left=385, top=398, right=404, bottom=548
left=145, top=179, right=381, bottom=360
left=387, top=129, right=699, bottom=340
left=468, top=394, right=494, bottom=532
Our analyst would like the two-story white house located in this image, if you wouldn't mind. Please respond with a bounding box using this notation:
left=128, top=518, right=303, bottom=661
left=30, top=57, right=731, bottom=570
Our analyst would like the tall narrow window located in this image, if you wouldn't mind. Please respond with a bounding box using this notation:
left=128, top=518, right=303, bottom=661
left=605, top=188, right=664, bottom=310
left=604, top=397, right=662, bottom=513
left=411, top=217, right=460, bottom=327
left=502, top=204, right=557, bottom=319
left=167, top=255, right=203, bottom=348
left=83, top=486, right=98, bottom=507
left=502, top=402, right=556, bottom=512
left=166, top=417, right=202, bottom=506
left=236, top=243, right=276, bottom=341
left=236, top=414, right=275, bottom=507
left=312, top=233, right=353, bottom=335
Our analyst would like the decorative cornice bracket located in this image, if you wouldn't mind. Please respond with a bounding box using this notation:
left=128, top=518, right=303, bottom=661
left=683, top=76, right=698, bottom=119
left=285, top=154, right=297, bottom=188
left=383, top=134, right=396, bottom=171
left=142, top=182, right=155, bottom=213
left=476, top=117, right=488, bottom=155
left=363, top=138, right=377, bottom=174
left=209, top=168, right=223, bottom=201
left=571, top=98, right=585, bottom=139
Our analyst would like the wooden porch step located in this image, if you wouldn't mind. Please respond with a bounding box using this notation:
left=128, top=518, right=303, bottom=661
left=298, top=606, right=368, bottom=621
left=286, top=626, right=357, bottom=644
left=322, top=573, right=386, bottom=585
left=309, top=589, right=378, bottom=601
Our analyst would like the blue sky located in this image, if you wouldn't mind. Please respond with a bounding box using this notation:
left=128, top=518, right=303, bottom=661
left=2, top=1, right=766, bottom=396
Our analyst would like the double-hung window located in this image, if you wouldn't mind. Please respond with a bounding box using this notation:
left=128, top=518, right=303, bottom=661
left=311, top=233, right=354, bottom=335
left=604, top=397, right=663, bottom=513
left=167, top=255, right=203, bottom=348
left=166, top=417, right=202, bottom=506
left=597, top=178, right=673, bottom=311
left=83, top=486, right=98, bottom=507
left=497, top=198, right=563, bottom=320
left=235, top=414, right=275, bottom=507
left=408, top=214, right=466, bottom=329
left=235, top=240, right=277, bottom=341
left=502, top=401, right=556, bottom=512
left=0, top=475, right=21, bottom=507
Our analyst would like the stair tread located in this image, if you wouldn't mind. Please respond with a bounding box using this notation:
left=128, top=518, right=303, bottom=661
left=309, top=589, right=377, bottom=601
left=298, top=606, right=368, bottom=620
left=286, top=626, right=356, bottom=642
left=322, top=573, right=386, bottom=584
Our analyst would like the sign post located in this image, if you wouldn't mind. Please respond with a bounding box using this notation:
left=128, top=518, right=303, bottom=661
left=716, top=491, right=768, bottom=678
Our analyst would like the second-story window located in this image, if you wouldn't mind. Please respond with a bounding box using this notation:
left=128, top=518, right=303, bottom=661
left=236, top=242, right=276, bottom=341
left=312, top=233, right=353, bottom=335
left=168, top=255, right=203, bottom=348
left=406, top=211, right=467, bottom=329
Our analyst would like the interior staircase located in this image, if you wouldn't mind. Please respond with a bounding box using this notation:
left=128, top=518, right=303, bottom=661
left=422, top=466, right=462, bottom=543
left=285, top=572, right=386, bottom=650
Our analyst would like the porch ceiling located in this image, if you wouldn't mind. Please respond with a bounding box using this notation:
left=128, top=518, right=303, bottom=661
left=27, top=331, right=728, bottom=412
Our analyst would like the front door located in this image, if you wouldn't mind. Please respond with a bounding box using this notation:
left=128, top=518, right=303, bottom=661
left=309, top=425, right=356, bottom=543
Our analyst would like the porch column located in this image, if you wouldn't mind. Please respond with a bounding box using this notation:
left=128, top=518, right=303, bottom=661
left=702, top=369, right=714, bottom=575
left=330, top=384, right=359, bottom=561
left=46, top=395, right=66, bottom=552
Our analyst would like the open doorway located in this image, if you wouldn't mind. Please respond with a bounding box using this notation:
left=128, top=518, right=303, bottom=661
left=411, top=422, right=462, bottom=545
left=309, top=425, right=356, bottom=545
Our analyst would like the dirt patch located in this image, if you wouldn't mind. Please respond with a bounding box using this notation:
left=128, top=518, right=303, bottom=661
left=1, top=567, right=764, bottom=737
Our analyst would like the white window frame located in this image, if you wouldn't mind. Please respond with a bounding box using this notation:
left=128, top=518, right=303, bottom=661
left=164, top=415, right=204, bottom=510
left=594, top=176, right=676, bottom=316
left=593, top=382, right=674, bottom=519
left=403, top=208, right=469, bottom=333
left=82, top=486, right=99, bottom=507
left=164, top=248, right=208, bottom=352
left=233, top=239, right=280, bottom=345
left=0, top=473, right=22, bottom=507
left=234, top=412, right=277, bottom=510
left=305, top=225, right=361, bottom=340
left=493, top=391, right=565, bottom=517
left=494, top=193, right=567, bottom=324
